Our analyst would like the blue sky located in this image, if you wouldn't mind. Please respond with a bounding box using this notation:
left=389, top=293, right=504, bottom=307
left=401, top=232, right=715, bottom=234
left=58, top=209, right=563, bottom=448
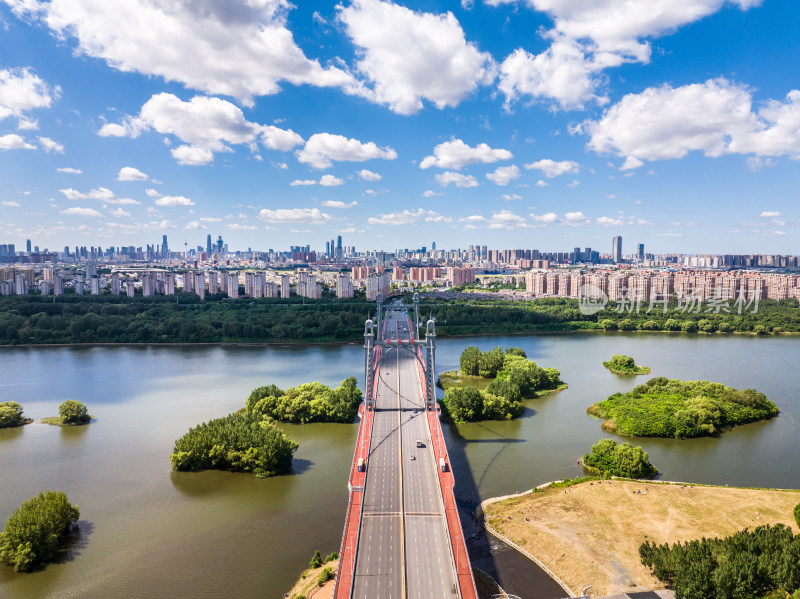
left=1, top=0, right=798, bottom=255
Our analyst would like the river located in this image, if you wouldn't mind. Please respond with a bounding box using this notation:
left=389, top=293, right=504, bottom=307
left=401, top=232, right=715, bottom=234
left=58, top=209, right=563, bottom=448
left=0, top=333, right=798, bottom=598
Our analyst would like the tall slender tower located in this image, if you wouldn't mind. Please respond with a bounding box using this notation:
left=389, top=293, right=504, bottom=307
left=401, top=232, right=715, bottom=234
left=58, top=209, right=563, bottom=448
left=206, top=234, right=212, bottom=254
left=612, top=235, right=622, bottom=263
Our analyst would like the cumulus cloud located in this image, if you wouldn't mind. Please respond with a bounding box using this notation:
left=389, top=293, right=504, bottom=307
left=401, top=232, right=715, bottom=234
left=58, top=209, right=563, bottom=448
left=321, top=200, right=358, bottom=208
left=564, top=211, right=588, bottom=224
left=595, top=215, right=624, bottom=226
left=6, top=0, right=360, bottom=106
left=145, top=188, right=161, bottom=198
left=420, top=139, right=512, bottom=170
left=258, top=207, right=332, bottom=224
left=358, top=169, right=382, bottom=181
left=117, top=166, right=149, bottom=181
left=227, top=223, right=257, bottom=231
left=296, top=133, right=396, bottom=169
left=460, top=210, right=529, bottom=229
left=620, top=156, right=644, bottom=170
left=501, top=193, right=522, bottom=201
left=524, top=158, right=579, bottom=177
left=319, top=174, right=345, bottom=187
left=61, top=206, right=102, bottom=217
left=2, top=200, right=21, bottom=207
left=99, top=93, right=303, bottom=165
left=107, top=207, right=131, bottom=218
left=422, top=190, right=442, bottom=197
left=38, top=136, right=64, bottom=153
left=0, top=67, right=60, bottom=126
left=535, top=180, right=549, bottom=187
left=760, top=211, right=780, bottom=217
left=435, top=171, right=479, bottom=188
left=338, top=0, right=495, bottom=114
left=0, top=134, right=36, bottom=150
left=368, top=208, right=451, bottom=225
left=57, top=167, right=82, bottom=174
left=583, top=78, right=800, bottom=164
left=154, top=195, right=195, bottom=207
left=486, top=164, right=521, bottom=185
left=530, top=212, right=558, bottom=223
left=290, top=179, right=318, bottom=186
left=59, top=187, right=140, bottom=205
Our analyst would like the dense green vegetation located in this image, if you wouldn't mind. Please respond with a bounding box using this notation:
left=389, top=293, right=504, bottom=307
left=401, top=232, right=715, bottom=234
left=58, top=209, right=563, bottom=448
left=245, top=377, right=362, bottom=423
left=58, top=400, right=91, bottom=425
left=1, top=295, right=797, bottom=346
left=170, top=413, right=298, bottom=477
left=441, top=346, right=564, bottom=422
left=603, top=354, right=651, bottom=375
left=640, top=524, right=800, bottom=599
left=588, top=377, right=779, bottom=438
left=0, top=491, right=80, bottom=572
left=581, top=438, right=658, bottom=478
left=0, top=401, right=31, bottom=428
left=795, top=503, right=800, bottom=528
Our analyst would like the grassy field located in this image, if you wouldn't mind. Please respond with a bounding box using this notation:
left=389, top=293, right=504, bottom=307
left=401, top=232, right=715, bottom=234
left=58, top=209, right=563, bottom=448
left=484, top=480, right=800, bottom=598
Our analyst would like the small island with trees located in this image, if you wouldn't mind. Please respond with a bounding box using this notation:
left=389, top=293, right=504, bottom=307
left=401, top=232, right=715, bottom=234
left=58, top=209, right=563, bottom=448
left=588, top=377, right=779, bottom=438
left=438, top=346, right=565, bottom=423
left=0, top=491, right=80, bottom=572
left=0, top=401, right=32, bottom=428
left=41, top=400, right=92, bottom=426
left=603, top=354, right=651, bottom=375
left=580, top=438, right=658, bottom=478
left=171, top=377, right=363, bottom=477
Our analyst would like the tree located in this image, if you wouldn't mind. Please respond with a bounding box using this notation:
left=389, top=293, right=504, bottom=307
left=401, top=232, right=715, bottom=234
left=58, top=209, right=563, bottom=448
left=478, top=347, right=505, bottom=378
left=459, top=346, right=481, bottom=376
left=795, top=503, right=800, bottom=528
left=58, top=400, right=90, bottom=425
left=0, top=401, right=26, bottom=428
left=443, top=386, right=483, bottom=423
left=309, top=550, right=322, bottom=569
left=0, top=491, right=80, bottom=572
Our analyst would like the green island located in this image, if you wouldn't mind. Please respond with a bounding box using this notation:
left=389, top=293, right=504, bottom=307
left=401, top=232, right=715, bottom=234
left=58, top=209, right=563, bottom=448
left=1, top=295, right=799, bottom=346
left=439, top=346, right=565, bottom=423
left=588, top=377, right=779, bottom=438
left=640, top=524, right=800, bottom=599
left=0, top=401, right=33, bottom=428
left=171, top=378, right=363, bottom=476
left=0, top=491, right=80, bottom=572
left=580, top=438, right=658, bottom=478
left=245, top=377, right=362, bottom=423
left=603, top=354, right=651, bottom=375
left=40, top=400, right=92, bottom=426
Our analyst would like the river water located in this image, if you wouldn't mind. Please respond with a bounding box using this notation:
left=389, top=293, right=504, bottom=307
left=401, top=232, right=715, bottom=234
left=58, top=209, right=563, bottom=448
left=0, top=333, right=798, bottom=598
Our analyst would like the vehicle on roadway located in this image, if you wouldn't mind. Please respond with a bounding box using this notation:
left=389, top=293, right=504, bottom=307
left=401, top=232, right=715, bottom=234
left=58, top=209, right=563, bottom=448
left=416, top=440, right=424, bottom=448
left=357, top=457, right=365, bottom=472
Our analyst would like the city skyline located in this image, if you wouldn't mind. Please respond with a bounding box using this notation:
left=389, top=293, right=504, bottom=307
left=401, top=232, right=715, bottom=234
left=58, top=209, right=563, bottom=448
left=1, top=1, right=799, bottom=253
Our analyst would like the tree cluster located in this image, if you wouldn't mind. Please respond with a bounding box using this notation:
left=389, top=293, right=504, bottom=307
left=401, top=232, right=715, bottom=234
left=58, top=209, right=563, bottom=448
left=0, top=491, right=80, bottom=572
left=443, top=386, right=522, bottom=423
left=581, top=438, right=657, bottom=478
left=640, top=524, right=800, bottom=599
left=58, top=400, right=91, bottom=425
left=170, top=413, right=298, bottom=477
left=603, top=354, right=650, bottom=375
left=0, top=401, right=29, bottom=428
left=245, top=377, right=362, bottom=423
left=588, top=377, right=779, bottom=438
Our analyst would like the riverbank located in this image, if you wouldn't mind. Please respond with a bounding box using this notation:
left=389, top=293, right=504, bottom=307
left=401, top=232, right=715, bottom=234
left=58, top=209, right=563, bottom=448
left=286, top=559, right=338, bottom=599
left=481, top=479, right=800, bottom=598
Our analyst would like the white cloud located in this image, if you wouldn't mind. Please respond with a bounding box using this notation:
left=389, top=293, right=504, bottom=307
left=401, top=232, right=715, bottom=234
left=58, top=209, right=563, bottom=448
left=358, top=169, right=382, bottom=181
left=38, top=136, right=64, bottom=153
left=320, top=174, right=345, bottom=187
left=584, top=79, right=800, bottom=163
left=184, top=220, right=204, bottom=230
left=422, top=190, right=442, bottom=197
left=435, top=171, right=479, bottom=188
left=99, top=93, right=303, bottom=164
left=566, top=179, right=580, bottom=188
left=364, top=188, right=388, bottom=196
left=564, top=211, right=588, bottom=224
left=117, top=166, right=149, bottom=181
left=154, top=195, right=195, bottom=207
left=595, top=216, right=624, bottom=226
left=258, top=207, right=332, bottom=224
left=0, top=134, right=36, bottom=150
left=227, top=223, right=257, bottom=231
left=8, top=0, right=359, bottom=106
left=524, top=158, right=579, bottom=177
left=59, top=187, right=140, bottom=205
left=535, top=180, right=549, bottom=187
left=486, top=164, right=521, bottom=186
left=338, top=0, right=495, bottom=114
left=620, top=156, right=644, bottom=170
left=2, top=200, right=21, bottom=207
left=200, top=217, right=222, bottom=223
left=0, top=67, right=60, bottom=126
left=368, top=208, right=451, bottom=225
left=57, top=167, right=82, bottom=174
left=501, top=193, right=522, bottom=201
left=61, top=206, right=102, bottom=217
left=290, top=179, right=318, bottom=186
left=530, top=212, right=558, bottom=223
left=460, top=210, right=529, bottom=230
left=420, top=139, right=512, bottom=170
left=760, top=211, right=780, bottom=217
left=321, top=200, right=358, bottom=208
left=107, top=207, right=131, bottom=218
left=145, top=188, right=161, bottom=198
left=296, top=133, right=396, bottom=169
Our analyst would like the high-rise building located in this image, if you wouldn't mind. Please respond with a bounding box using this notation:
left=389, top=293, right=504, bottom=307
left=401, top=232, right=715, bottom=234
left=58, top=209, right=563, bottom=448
left=227, top=272, right=239, bottom=299
left=206, top=234, right=212, bottom=254
left=637, top=243, right=645, bottom=262
left=26, top=239, right=31, bottom=254
left=612, top=236, right=623, bottom=263
left=161, top=235, right=169, bottom=257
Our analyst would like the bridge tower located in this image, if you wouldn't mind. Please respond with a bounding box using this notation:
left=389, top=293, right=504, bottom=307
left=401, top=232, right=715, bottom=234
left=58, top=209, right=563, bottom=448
left=375, top=293, right=383, bottom=342
left=413, top=292, right=420, bottom=340
left=364, top=319, right=375, bottom=410
left=423, top=318, right=436, bottom=410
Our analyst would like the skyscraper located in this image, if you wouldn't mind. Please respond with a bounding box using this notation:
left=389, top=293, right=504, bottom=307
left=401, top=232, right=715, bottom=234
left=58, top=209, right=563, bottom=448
left=612, top=236, right=622, bottom=263
left=336, top=235, right=343, bottom=259
left=161, top=235, right=168, bottom=257
left=26, top=239, right=31, bottom=254
left=637, top=243, right=645, bottom=262
left=206, top=234, right=212, bottom=254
